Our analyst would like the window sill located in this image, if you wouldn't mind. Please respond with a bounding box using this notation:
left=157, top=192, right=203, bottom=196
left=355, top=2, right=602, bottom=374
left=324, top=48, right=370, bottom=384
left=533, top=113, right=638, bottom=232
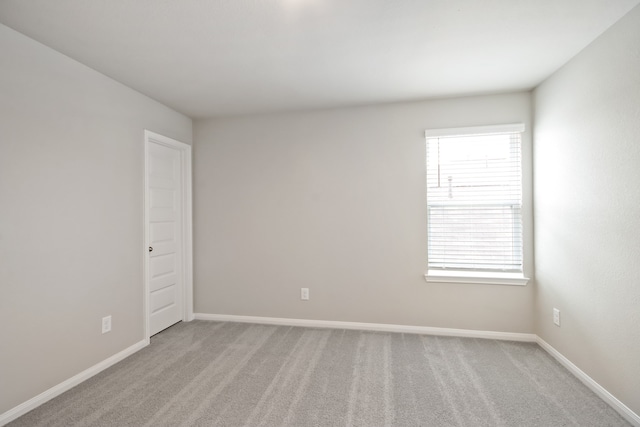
left=424, top=270, right=530, bottom=286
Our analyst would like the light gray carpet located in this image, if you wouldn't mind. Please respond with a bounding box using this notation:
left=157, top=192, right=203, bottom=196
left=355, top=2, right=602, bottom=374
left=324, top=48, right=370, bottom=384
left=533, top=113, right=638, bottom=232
left=10, top=320, right=630, bottom=426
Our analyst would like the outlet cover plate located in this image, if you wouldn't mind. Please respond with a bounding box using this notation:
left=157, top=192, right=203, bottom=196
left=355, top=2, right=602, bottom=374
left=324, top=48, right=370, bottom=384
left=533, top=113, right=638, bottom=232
left=102, top=315, right=112, bottom=334
left=553, top=308, right=560, bottom=326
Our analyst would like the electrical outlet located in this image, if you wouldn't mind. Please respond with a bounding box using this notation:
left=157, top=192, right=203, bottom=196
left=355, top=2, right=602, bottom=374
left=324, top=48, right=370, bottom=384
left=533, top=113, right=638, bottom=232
left=301, top=288, right=309, bottom=301
left=102, top=315, right=112, bottom=334
left=553, top=308, right=560, bottom=327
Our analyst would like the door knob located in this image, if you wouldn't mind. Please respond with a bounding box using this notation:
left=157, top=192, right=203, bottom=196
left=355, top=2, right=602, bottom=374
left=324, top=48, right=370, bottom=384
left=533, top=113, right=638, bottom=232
left=149, top=247, right=153, bottom=252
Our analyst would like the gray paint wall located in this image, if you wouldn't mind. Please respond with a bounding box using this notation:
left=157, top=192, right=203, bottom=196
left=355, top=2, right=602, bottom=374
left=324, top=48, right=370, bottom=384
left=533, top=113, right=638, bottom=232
left=533, top=5, right=640, bottom=416
left=7, top=2, right=638, bottom=417
left=194, top=92, right=534, bottom=333
left=0, top=25, right=192, bottom=414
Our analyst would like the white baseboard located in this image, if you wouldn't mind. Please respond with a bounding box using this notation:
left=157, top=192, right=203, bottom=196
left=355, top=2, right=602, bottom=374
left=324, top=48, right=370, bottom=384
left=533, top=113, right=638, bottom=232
left=194, top=313, right=537, bottom=342
left=536, top=337, right=640, bottom=427
left=0, top=338, right=149, bottom=427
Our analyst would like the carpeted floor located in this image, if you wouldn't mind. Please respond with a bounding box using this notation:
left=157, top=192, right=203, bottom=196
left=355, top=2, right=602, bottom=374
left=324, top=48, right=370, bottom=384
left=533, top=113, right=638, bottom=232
left=9, top=320, right=630, bottom=426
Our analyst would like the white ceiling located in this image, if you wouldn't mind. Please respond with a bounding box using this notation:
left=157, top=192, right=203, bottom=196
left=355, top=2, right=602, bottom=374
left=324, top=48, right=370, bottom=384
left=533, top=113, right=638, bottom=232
left=1, top=0, right=638, bottom=118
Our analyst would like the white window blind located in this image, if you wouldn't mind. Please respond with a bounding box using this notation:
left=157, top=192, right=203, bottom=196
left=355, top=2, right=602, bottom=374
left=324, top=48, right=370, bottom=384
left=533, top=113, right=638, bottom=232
left=425, top=124, right=524, bottom=273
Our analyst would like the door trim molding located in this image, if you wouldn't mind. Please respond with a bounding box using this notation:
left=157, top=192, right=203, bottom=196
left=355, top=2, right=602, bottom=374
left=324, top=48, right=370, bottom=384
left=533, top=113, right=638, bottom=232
left=144, top=130, right=193, bottom=340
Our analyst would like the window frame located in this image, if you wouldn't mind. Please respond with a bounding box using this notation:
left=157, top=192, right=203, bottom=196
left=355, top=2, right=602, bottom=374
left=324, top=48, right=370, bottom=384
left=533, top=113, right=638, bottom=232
left=423, top=123, right=530, bottom=286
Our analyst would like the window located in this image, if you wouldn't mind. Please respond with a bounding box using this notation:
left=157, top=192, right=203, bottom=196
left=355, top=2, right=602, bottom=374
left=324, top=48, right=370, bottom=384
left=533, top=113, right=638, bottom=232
left=424, top=124, right=528, bottom=285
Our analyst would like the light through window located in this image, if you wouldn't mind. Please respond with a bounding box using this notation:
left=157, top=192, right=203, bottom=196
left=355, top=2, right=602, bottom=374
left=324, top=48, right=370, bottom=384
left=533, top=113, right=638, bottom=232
left=426, top=124, right=524, bottom=274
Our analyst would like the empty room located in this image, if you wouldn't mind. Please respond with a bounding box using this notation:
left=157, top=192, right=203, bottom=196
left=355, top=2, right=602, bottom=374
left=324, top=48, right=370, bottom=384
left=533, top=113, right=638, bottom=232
left=1, top=1, right=639, bottom=426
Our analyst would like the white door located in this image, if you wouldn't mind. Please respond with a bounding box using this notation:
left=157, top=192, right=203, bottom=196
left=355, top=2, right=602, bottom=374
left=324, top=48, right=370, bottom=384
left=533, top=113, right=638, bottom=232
left=147, top=140, right=183, bottom=336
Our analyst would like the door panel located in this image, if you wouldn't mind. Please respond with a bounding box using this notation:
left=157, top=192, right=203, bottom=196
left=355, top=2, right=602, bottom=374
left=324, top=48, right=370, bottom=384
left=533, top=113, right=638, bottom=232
left=150, top=285, right=179, bottom=313
left=151, top=222, right=175, bottom=242
left=148, top=142, right=182, bottom=335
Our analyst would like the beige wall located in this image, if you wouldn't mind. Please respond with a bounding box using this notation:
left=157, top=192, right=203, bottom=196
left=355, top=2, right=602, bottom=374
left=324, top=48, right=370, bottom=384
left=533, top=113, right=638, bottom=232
left=533, top=5, right=640, bottom=416
left=0, top=24, right=192, bottom=414
left=194, top=92, right=534, bottom=333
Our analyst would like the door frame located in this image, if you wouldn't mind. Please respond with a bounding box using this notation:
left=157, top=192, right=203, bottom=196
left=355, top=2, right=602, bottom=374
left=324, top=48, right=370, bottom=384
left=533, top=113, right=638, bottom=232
left=143, top=130, right=193, bottom=341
